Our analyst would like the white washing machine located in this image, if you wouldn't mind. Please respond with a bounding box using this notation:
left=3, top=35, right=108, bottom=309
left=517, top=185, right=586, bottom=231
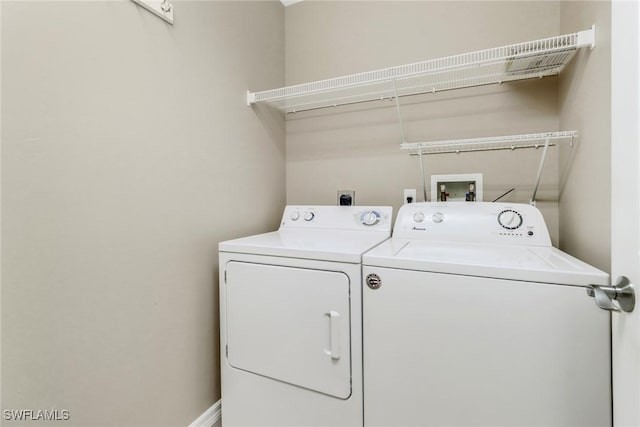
left=362, top=202, right=610, bottom=427
left=219, top=205, right=392, bottom=427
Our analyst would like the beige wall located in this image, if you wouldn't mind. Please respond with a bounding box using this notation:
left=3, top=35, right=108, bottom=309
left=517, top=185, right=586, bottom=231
left=284, top=1, right=563, bottom=244
left=559, top=1, right=611, bottom=272
left=1, top=2, right=284, bottom=426
left=0, top=1, right=614, bottom=425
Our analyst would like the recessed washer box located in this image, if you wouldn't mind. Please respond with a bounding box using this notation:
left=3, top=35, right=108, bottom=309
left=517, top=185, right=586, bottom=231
left=431, top=173, right=483, bottom=202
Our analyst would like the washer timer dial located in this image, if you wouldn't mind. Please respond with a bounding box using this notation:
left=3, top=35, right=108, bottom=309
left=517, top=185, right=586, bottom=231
left=498, top=209, right=523, bottom=230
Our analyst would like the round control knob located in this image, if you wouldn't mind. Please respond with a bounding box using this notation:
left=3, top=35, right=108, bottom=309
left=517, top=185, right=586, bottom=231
left=413, top=212, right=425, bottom=223
left=498, top=209, right=523, bottom=230
left=360, top=210, right=381, bottom=226
left=303, top=211, right=315, bottom=222
left=432, top=212, right=444, bottom=223
left=290, top=211, right=300, bottom=221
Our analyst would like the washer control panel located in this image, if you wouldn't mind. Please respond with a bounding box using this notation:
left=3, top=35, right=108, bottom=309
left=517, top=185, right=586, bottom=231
left=394, top=202, right=551, bottom=246
left=282, top=205, right=392, bottom=231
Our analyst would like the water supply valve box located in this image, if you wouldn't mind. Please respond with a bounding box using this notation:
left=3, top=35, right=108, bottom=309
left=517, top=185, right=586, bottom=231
left=431, top=173, right=483, bottom=202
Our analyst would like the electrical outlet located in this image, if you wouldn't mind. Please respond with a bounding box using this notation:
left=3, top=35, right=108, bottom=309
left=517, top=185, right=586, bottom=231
left=337, top=190, right=355, bottom=206
left=403, top=189, right=417, bottom=204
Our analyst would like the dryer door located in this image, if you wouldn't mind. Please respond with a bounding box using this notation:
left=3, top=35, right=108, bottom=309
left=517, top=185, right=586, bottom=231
left=225, top=261, right=351, bottom=399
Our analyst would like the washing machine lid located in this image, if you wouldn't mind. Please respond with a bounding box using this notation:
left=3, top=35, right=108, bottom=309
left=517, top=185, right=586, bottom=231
left=363, top=239, right=609, bottom=286
left=220, top=229, right=390, bottom=263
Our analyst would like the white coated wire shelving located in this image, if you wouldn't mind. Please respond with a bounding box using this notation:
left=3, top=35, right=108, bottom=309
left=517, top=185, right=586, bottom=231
left=402, top=131, right=578, bottom=205
left=247, top=27, right=595, bottom=114
left=401, top=131, right=577, bottom=156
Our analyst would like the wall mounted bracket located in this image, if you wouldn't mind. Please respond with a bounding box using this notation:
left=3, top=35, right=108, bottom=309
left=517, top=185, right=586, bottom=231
left=131, top=0, right=174, bottom=25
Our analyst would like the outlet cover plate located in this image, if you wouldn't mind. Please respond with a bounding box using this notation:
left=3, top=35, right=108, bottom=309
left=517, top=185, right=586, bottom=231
left=403, top=189, right=417, bottom=204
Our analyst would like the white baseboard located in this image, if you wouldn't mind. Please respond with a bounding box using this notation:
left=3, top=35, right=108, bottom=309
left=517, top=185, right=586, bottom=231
left=188, top=400, right=221, bottom=427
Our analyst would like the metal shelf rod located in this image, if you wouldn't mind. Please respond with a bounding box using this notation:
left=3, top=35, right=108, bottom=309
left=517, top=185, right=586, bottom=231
left=402, top=131, right=576, bottom=155
left=405, top=142, right=559, bottom=156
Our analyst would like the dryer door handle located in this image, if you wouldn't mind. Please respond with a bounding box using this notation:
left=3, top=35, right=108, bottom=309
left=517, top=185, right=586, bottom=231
left=326, top=310, right=341, bottom=360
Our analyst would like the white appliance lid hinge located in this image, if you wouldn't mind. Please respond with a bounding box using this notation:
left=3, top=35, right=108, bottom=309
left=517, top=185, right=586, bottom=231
left=224, top=270, right=227, bottom=284
left=226, top=345, right=229, bottom=357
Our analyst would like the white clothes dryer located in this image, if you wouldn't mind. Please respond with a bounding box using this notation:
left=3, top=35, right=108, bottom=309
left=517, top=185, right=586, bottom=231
left=362, top=202, right=610, bottom=427
left=219, top=205, right=392, bottom=427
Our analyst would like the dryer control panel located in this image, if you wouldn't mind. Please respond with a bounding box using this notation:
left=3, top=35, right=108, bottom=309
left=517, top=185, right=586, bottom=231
left=281, top=205, right=393, bottom=232
left=393, top=202, right=551, bottom=246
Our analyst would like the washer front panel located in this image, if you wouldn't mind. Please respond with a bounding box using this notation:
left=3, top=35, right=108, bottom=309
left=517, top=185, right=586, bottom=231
left=362, top=266, right=610, bottom=427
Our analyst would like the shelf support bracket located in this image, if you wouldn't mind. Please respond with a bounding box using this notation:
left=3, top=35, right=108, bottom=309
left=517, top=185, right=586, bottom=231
left=247, top=91, right=256, bottom=106
left=391, top=79, right=407, bottom=144
left=393, top=79, right=428, bottom=202
left=530, top=137, right=551, bottom=206
left=417, top=146, right=428, bottom=202
left=131, top=0, right=174, bottom=24
left=577, top=24, right=596, bottom=50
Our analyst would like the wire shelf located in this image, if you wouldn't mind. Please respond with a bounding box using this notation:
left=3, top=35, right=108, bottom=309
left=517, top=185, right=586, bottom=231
left=247, top=27, right=595, bottom=114
left=401, top=131, right=577, bottom=156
